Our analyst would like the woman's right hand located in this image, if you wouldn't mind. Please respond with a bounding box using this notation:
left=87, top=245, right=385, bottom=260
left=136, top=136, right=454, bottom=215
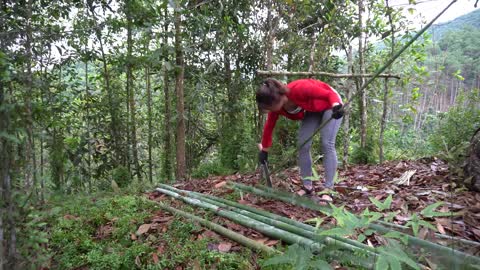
left=257, top=143, right=269, bottom=164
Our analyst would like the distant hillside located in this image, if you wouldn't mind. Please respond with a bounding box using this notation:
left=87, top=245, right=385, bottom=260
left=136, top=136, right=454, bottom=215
left=429, top=8, right=480, bottom=41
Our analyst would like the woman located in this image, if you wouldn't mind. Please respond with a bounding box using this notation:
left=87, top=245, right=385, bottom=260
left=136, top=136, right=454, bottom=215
left=256, top=78, right=344, bottom=195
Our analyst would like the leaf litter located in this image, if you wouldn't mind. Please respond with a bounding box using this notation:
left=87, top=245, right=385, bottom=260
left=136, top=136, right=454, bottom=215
left=146, top=158, right=480, bottom=257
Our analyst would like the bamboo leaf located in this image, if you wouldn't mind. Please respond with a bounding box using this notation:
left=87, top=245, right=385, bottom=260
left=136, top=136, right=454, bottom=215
left=420, top=202, right=444, bottom=217
left=310, top=259, right=332, bottom=270
left=319, top=228, right=350, bottom=237
left=375, top=256, right=389, bottom=270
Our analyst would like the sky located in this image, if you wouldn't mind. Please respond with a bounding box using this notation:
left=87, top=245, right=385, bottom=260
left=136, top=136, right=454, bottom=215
left=392, top=0, right=478, bottom=27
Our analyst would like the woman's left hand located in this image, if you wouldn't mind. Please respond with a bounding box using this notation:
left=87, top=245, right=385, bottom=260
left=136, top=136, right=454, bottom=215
left=332, top=103, right=344, bottom=119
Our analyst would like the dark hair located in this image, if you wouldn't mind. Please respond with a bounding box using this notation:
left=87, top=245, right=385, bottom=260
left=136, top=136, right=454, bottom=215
left=256, top=78, right=287, bottom=111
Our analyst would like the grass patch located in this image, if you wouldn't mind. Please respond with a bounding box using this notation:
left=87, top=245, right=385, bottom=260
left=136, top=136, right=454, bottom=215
left=45, top=192, right=264, bottom=269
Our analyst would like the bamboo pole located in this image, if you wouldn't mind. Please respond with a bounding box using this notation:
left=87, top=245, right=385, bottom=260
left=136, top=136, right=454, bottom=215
left=155, top=187, right=374, bottom=269
left=157, top=202, right=278, bottom=255
left=155, top=188, right=324, bottom=250
left=251, top=184, right=480, bottom=247
left=256, top=70, right=401, bottom=79
left=228, top=182, right=480, bottom=268
left=157, top=184, right=375, bottom=255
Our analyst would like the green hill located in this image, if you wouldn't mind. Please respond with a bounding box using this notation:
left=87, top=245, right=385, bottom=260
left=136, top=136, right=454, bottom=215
left=429, top=8, right=480, bottom=41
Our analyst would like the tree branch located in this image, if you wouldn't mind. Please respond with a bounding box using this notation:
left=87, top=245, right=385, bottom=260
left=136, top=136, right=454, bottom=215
left=257, top=70, right=401, bottom=79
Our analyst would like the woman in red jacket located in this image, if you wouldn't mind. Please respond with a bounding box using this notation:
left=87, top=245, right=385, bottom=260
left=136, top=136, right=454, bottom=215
left=256, top=78, right=344, bottom=195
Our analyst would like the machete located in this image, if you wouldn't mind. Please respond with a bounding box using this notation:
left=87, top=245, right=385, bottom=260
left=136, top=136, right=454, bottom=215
left=260, top=161, right=272, bottom=187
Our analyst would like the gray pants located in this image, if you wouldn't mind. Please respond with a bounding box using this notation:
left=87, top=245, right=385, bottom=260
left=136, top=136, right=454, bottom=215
left=298, top=110, right=342, bottom=188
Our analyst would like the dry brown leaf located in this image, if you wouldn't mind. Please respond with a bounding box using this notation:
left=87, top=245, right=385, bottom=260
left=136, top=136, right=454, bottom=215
left=321, top=195, right=333, bottom=202
left=152, top=253, right=159, bottom=264
left=131, top=233, right=137, bottom=240
left=152, top=216, right=173, bottom=223
left=471, top=228, right=480, bottom=240
left=218, top=242, right=232, bottom=253
left=157, top=245, right=165, bottom=254
left=265, top=240, right=279, bottom=246
left=418, top=227, right=429, bottom=240
left=254, top=237, right=269, bottom=244
left=436, top=222, right=446, bottom=235
left=214, top=181, right=227, bottom=189
left=136, top=224, right=151, bottom=235
left=135, top=256, right=142, bottom=268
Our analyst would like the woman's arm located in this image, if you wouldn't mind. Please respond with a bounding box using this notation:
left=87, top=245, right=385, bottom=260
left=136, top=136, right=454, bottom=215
left=261, top=112, right=280, bottom=149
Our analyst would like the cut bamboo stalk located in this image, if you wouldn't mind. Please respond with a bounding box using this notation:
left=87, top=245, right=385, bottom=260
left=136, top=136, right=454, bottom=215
left=375, top=220, right=480, bottom=248
left=157, top=202, right=278, bottom=255
left=155, top=188, right=324, bottom=250
left=228, top=181, right=480, bottom=268
left=248, top=183, right=480, bottom=248
left=157, top=184, right=374, bottom=255
left=155, top=187, right=374, bottom=269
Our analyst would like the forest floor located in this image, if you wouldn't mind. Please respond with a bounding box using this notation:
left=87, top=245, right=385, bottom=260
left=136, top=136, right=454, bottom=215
left=46, top=158, right=480, bottom=269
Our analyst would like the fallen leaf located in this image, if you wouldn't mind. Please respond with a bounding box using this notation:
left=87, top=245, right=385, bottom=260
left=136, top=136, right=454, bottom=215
left=135, top=256, right=142, bottom=268
left=136, top=224, right=152, bottom=235
left=218, top=242, right=232, bottom=253
left=472, top=228, right=480, bottom=240
left=418, top=227, right=429, bottom=240
left=254, top=238, right=269, bottom=244
left=152, top=216, right=173, bottom=223
left=157, top=245, right=165, bottom=254
left=131, top=233, right=137, bottom=240
left=265, top=240, right=279, bottom=246
left=152, top=253, right=159, bottom=264
left=436, top=222, right=446, bottom=235
left=321, top=195, right=333, bottom=202
left=214, top=181, right=227, bottom=189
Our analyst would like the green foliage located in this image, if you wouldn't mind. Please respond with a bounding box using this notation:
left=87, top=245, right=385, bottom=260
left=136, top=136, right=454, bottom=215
left=111, top=165, right=131, bottom=188
left=428, top=90, right=480, bottom=162
left=262, top=244, right=332, bottom=270
left=369, top=195, right=393, bottom=212
left=44, top=193, right=255, bottom=270
left=191, top=159, right=233, bottom=178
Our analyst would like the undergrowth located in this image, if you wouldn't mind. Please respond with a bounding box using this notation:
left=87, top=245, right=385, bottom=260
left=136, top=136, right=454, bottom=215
left=42, top=193, right=260, bottom=270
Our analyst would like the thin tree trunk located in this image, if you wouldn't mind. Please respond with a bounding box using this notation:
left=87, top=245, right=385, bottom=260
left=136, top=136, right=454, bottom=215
left=258, top=0, right=276, bottom=137
left=308, top=34, right=317, bottom=73
left=0, top=17, right=9, bottom=265
left=379, top=78, right=389, bottom=163
left=380, top=0, right=394, bottom=163
left=342, top=45, right=353, bottom=168
left=163, top=8, right=172, bottom=181
left=174, top=8, right=186, bottom=180
left=88, top=5, right=122, bottom=167
left=126, top=11, right=141, bottom=182
left=146, top=65, right=153, bottom=183
left=84, top=51, right=92, bottom=191
left=358, top=0, right=367, bottom=150
left=25, top=0, right=35, bottom=191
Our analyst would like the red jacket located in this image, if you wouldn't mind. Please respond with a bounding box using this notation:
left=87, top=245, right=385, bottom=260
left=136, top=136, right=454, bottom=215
left=261, top=79, right=342, bottom=148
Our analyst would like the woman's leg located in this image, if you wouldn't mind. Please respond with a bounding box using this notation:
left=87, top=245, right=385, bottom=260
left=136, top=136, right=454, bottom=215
left=298, top=111, right=323, bottom=187
left=320, top=110, right=342, bottom=188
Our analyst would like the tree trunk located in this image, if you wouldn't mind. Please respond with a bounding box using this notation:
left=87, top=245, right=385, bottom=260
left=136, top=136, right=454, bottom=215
left=163, top=8, right=172, bottom=181
left=380, top=0, right=394, bottom=163
left=358, top=0, right=367, bottom=150
left=126, top=10, right=141, bottom=182
left=0, top=28, right=11, bottom=268
left=25, top=0, right=36, bottom=191
left=146, top=65, right=153, bottom=183
left=342, top=45, right=353, bottom=168
left=379, top=78, right=389, bottom=163
left=84, top=50, right=92, bottom=191
left=174, top=8, right=186, bottom=180
left=88, top=5, right=123, bottom=167
left=464, top=127, right=480, bottom=192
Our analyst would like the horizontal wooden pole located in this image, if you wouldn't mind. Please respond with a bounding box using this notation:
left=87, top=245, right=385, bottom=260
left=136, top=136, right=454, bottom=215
left=257, top=70, right=401, bottom=79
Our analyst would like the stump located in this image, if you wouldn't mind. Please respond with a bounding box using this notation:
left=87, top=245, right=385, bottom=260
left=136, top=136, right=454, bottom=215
left=464, top=127, right=480, bottom=192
